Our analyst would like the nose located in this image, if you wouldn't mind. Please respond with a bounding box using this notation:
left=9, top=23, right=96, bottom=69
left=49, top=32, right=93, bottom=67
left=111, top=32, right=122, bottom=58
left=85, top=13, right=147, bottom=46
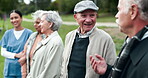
left=11, top=18, right=16, bottom=23
left=38, top=23, right=41, bottom=27
left=85, top=17, right=92, bottom=22
left=34, top=23, right=37, bottom=27
left=115, top=12, right=118, bottom=19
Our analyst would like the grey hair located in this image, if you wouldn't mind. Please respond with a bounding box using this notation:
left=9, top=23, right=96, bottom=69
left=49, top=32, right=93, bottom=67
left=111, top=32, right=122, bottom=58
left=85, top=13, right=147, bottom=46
left=31, top=10, right=46, bottom=20
left=43, top=11, right=63, bottom=31
left=124, top=0, right=148, bottom=21
left=124, top=0, right=133, bottom=13
left=135, top=0, right=148, bottom=21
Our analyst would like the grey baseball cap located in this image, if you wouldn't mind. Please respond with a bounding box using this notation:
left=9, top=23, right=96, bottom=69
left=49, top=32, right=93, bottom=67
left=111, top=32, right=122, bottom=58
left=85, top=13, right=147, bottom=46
left=74, top=0, right=99, bottom=13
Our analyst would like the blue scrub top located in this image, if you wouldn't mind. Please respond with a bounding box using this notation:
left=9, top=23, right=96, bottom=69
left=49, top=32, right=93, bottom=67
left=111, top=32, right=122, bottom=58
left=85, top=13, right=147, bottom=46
left=0, top=40, right=1, bottom=46
left=1, top=28, right=32, bottom=76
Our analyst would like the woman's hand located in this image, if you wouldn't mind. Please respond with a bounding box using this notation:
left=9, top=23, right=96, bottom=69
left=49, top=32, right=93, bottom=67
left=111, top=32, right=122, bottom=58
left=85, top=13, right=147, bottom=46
left=18, top=56, right=26, bottom=66
left=15, top=51, right=25, bottom=58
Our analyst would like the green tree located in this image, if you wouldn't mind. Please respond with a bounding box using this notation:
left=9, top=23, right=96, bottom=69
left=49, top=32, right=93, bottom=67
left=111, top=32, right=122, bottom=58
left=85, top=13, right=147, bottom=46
left=48, top=1, right=58, bottom=10
left=0, top=0, right=19, bottom=14
left=17, top=0, right=52, bottom=15
left=56, top=0, right=118, bottom=15
left=18, top=2, right=36, bottom=15
left=31, top=0, right=51, bottom=10
left=57, top=0, right=81, bottom=14
left=95, top=0, right=118, bottom=14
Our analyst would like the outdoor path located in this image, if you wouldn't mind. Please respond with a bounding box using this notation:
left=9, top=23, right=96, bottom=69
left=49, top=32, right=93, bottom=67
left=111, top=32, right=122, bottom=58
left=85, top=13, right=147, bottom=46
left=23, top=18, right=118, bottom=27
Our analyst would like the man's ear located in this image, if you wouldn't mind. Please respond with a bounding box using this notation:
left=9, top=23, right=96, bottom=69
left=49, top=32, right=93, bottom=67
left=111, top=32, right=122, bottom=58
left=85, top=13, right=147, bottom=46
left=74, top=14, right=77, bottom=20
left=130, top=4, right=139, bottom=20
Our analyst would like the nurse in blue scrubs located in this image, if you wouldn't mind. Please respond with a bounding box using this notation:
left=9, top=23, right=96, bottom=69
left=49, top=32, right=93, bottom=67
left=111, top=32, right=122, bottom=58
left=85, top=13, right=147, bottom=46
left=0, top=10, right=32, bottom=78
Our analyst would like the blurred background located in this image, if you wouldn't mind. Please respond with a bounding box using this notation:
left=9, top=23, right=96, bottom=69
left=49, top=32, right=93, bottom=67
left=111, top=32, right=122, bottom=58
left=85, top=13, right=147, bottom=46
left=0, top=0, right=125, bottom=77
left=0, top=0, right=118, bottom=18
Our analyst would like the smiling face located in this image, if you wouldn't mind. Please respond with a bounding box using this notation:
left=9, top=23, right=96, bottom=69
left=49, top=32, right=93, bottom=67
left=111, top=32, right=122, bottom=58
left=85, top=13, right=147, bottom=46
left=39, top=15, right=53, bottom=35
left=34, top=18, right=42, bottom=33
left=74, top=9, right=97, bottom=34
left=10, top=13, right=22, bottom=28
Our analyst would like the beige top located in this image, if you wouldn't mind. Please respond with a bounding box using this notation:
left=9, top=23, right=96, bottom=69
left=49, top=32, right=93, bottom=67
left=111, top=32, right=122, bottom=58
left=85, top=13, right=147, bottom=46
left=60, top=27, right=117, bottom=78
left=27, top=31, right=64, bottom=78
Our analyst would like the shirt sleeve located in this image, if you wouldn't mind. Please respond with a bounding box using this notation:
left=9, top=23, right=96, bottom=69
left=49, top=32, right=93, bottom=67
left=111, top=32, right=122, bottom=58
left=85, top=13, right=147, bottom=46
left=1, top=47, right=16, bottom=59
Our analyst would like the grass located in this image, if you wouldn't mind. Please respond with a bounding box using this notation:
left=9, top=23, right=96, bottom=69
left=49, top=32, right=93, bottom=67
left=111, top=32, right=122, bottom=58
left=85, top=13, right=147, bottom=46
left=23, top=14, right=33, bottom=19
left=97, top=15, right=116, bottom=22
left=0, top=14, right=124, bottom=77
left=61, top=14, right=116, bottom=22
left=24, top=13, right=116, bottom=22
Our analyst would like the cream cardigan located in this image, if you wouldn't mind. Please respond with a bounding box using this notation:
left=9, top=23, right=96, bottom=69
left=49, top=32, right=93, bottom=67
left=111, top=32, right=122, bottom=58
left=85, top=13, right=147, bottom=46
left=61, top=27, right=117, bottom=78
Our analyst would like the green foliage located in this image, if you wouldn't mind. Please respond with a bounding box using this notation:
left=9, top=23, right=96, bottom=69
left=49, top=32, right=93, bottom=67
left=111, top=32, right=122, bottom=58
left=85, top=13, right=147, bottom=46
left=108, top=0, right=118, bottom=14
left=18, top=2, right=36, bottom=15
left=0, top=0, right=19, bottom=14
left=48, top=1, right=58, bottom=10
left=57, top=0, right=81, bottom=14
left=56, top=0, right=118, bottom=14
left=0, top=0, right=118, bottom=17
left=95, top=0, right=118, bottom=14
left=36, top=0, right=51, bottom=10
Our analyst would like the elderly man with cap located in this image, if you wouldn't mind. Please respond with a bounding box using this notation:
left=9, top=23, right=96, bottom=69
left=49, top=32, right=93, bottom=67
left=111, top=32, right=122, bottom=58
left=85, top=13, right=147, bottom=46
left=60, top=0, right=117, bottom=78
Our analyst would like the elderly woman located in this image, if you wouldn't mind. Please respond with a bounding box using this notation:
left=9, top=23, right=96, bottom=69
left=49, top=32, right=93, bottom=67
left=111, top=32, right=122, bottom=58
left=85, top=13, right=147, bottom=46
left=18, top=10, right=47, bottom=78
left=27, top=11, right=64, bottom=78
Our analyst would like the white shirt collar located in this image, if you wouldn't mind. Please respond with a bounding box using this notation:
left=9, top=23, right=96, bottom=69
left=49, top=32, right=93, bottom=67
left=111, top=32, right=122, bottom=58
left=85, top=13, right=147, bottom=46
left=142, top=31, right=148, bottom=40
left=126, top=31, right=148, bottom=43
left=76, top=26, right=95, bottom=38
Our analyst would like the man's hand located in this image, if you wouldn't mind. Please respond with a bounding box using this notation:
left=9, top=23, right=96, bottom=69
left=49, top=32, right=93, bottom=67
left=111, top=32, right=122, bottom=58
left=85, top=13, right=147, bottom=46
left=90, top=54, right=107, bottom=75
